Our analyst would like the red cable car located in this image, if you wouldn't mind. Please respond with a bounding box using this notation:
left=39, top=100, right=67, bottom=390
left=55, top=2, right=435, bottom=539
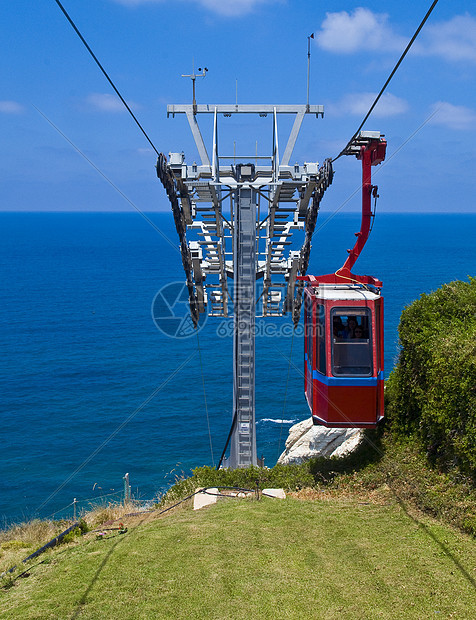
left=299, top=134, right=386, bottom=428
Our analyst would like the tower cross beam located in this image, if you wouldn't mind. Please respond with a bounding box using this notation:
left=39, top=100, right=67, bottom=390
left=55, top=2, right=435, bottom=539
left=164, top=101, right=326, bottom=468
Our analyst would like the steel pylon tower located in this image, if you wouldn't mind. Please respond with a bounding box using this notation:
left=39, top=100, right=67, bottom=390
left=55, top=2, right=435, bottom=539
left=157, top=103, right=333, bottom=468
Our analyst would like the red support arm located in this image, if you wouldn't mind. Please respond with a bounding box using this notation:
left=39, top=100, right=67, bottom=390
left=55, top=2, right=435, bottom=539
left=297, top=137, right=386, bottom=290
left=339, top=139, right=386, bottom=275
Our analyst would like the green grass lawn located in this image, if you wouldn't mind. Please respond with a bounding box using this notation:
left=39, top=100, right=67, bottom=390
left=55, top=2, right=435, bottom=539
left=1, top=496, right=475, bottom=619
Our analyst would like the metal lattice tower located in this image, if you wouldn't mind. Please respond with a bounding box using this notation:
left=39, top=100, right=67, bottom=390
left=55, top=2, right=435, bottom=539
left=157, top=103, right=334, bottom=468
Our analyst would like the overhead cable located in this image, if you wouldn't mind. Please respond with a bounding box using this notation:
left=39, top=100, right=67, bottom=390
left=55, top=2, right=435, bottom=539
left=216, top=413, right=237, bottom=470
left=334, top=0, right=440, bottom=162
left=53, top=0, right=160, bottom=156
left=276, top=331, right=295, bottom=463
left=196, top=332, right=215, bottom=467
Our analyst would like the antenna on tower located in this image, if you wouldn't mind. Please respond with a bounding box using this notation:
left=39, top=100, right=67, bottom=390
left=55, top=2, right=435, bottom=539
left=182, top=63, right=208, bottom=115
left=307, top=33, right=314, bottom=111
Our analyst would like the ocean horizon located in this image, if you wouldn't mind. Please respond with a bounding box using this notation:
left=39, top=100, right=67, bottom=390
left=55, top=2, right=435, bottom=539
left=1, top=211, right=475, bottom=525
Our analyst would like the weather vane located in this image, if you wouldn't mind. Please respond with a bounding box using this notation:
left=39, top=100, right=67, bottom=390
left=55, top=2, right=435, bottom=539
left=182, top=63, right=208, bottom=115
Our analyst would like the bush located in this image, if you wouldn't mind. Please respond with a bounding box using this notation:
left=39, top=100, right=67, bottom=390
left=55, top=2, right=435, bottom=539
left=386, top=278, right=476, bottom=476
left=158, top=463, right=316, bottom=505
left=158, top=432, right=387, bottom=507
left=61, top=527, right=81, bottom=545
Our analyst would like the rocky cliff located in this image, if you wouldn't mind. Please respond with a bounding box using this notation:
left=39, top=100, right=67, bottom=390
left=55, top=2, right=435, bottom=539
left=277, top=417, right=363, bottom=465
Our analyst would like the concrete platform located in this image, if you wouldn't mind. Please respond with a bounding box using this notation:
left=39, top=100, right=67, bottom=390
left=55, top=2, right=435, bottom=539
left=262, top=488, right=286, bottom=499
left=193, top=488, right=218, bottom=510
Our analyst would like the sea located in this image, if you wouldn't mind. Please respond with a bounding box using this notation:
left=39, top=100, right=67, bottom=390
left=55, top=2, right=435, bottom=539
left=1, top=211, right=475, bottom=526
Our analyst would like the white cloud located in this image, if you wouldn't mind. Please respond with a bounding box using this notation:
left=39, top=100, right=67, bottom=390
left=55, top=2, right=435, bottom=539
left=86, top=93, right=140, bottom=112
left=416, top=14, right=476, bottom=63
left=111, top=0, right=277, bottom=17
left=0, top=100, right=25, bottom=114
left=329, top=92, right=409, bottom=118
left=196, top=0, right=274, bottom=16
left=429, top=102, right=476, bottom=130
left=315, top=8, right=406, bottom=54
left=315, top=9, right=476, bottom=64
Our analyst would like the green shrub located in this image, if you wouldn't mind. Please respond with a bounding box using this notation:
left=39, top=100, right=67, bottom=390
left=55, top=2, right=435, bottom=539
left=386, top=277, right=476, bottom=476
left=61, top=527, right=81, bottom=545
left=158, top=463, right=316, bottom=505
left=158, top=432, right=387, bottom=507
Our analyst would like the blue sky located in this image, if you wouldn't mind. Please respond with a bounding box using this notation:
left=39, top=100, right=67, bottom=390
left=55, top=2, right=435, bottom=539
left=1, top=0, right=476, bottom=212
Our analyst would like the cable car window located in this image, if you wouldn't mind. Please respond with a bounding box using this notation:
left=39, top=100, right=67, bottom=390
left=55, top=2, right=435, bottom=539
left=331, top=308, right=372, bottom=376
left=305, top=295, right=313, bottom=369
left=316, top=304, right=326, bottom=374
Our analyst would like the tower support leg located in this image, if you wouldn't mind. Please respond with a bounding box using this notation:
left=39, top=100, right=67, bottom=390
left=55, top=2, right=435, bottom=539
left=229, top=188, right=257, bottom=468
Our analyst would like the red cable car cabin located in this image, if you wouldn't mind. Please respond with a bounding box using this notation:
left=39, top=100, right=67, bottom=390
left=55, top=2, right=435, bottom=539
left=303, top=283, right=384, bottom=428
left=298, top=132, right=387, bottom=428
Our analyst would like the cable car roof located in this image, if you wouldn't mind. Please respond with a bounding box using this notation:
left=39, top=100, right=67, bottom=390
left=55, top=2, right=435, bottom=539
left=308, top=285, right=381, bottom=302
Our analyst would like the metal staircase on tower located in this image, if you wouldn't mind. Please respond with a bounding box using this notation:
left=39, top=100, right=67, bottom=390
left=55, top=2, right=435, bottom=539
left=157, top=100, right=335, bottom=468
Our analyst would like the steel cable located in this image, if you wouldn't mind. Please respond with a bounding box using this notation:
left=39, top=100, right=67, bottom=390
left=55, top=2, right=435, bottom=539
left=333, top=0, right=440, bottom=162
left=196, top=332, right=215, bottom=467
left=276, top=329, right=295, bottom=463
left=53, top=0, right=160, bottom=156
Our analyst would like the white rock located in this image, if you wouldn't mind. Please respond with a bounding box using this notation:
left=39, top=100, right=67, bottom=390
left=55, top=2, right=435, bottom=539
left=331, top=431, right=363, bottom=458
left=277, top=418, right=363, bottom=465
left=283, top=418, right=313, bottom=450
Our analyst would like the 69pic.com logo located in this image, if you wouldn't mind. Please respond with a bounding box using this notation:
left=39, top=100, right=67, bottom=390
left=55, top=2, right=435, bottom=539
left=151, top=282, right=208, bottom=339
left=152, top=281, right=304, bottom=339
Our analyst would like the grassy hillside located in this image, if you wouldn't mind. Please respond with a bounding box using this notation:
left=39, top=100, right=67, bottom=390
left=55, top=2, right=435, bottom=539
left=1, top=495, right=476, bottom=619
left=2, top=433, right=475, bottom=618
left=2, top=278, right=475, bottom=617
left=160, top=434, right=476, bottom=537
